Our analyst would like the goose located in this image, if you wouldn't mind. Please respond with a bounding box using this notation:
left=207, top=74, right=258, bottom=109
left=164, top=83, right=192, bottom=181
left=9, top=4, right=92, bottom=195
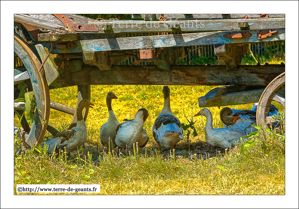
left=153, top=86, right=183, bottom=151
left=41, top=99, right=93, bottom=155
left=100, top=92, right=119, bottom=150
left=115, top=108, right=149, bottom=153
left=221, top=103, right=279, bottom=128
left=194, top=108, right=249, bottom=148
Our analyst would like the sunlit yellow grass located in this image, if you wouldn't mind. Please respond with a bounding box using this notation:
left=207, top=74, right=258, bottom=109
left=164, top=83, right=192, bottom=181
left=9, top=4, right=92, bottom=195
left=14, top=85, right=285, bottom=195
left=47, top=85, right=257, bottom=145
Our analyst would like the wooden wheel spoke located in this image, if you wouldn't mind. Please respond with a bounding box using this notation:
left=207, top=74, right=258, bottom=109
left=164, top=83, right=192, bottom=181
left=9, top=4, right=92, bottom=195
left=266, top=116, right=279, bottom=125
left=272, top=93, right=285, bottom=107
left=14, top=70, right=30, bottom=85
left=50, top=101, right=75, bottom=115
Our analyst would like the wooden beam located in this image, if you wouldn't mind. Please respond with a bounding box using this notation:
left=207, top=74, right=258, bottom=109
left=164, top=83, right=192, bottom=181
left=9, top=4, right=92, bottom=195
left=198, top=86, right=285, bottom=107
left=38, top=33, right=78, bottom=42
left=44, top=28, right=285, bottom=54
left=54, top=65, right=285, bottom=87
left=88, top=18, right=284, bottom=33
left=214, top=44, right=249, bottom=70
left=154, top=14, right=285, bottom=20
left=14, top=14, right=66, bottom=31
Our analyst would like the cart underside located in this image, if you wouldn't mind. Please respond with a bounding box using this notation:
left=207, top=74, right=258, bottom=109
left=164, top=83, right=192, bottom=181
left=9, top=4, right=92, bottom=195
left=14, top=14, right=285, bottom=149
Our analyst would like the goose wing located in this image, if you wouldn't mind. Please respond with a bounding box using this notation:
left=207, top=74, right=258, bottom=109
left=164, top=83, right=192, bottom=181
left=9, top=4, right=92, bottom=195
left=153, top=114, right=181, bottom=130
left=116, top=120, right=133, bottom=134
left=153, top=114, right=182, bottom=143
left=55, top=129, right=76, bottom=143
left=213, top=127, right=246, bottom=142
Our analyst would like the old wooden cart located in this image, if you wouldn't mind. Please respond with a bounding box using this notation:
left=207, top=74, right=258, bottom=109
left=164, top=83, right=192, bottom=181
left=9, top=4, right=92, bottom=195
left=14, top=14, right=285, bottom=149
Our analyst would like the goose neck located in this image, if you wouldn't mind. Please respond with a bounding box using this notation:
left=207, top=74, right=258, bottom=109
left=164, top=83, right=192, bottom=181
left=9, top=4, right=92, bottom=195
left=161, top=97, right=172, bottom=114
left=106, top=97, right=112, bottom=111
left=77, top=105, right=87, bottom=121
left=204, top=112, right=213, bottom=131
left=108, top=110, right=117, bottom=122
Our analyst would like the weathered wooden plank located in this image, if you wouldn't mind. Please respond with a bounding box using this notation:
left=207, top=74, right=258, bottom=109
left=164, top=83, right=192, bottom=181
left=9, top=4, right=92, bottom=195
left=45, top=28, right=285, bottom=54
left=28, top=14, right=64, bottom=25
left=35, top=44, right=59, bottom=86
left=54, top=65, right=285, bottom=87
left=198, top=86, right=285, bottom=107
left=38, top=33, right=78, bottom=42
left=14, top=70, right=30, bottom=85
left=230, top=14, right=285, bottom=19
left=155, top=14, right=285, bottom=20
left=89, top=18, right=284, bottom=33
left=14, top=14, right=66, bottom=31
left=67, top=14, right=92, bottom=23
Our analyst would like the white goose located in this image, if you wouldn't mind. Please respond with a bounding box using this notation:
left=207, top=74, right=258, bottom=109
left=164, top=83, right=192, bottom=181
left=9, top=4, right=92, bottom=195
left=153, top=86, right=183, bottom=151
left=100, top=92, right=119, bottom=150
left=115, top=108, right=149, bottom=152
left=41, top=99, right=92, bottom=155
left=194, top=108, right=249, bottom=148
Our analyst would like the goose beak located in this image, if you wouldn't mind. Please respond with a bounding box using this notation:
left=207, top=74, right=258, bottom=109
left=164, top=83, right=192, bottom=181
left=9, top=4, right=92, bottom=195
left=233, top=116, right=241, bottom=122
left=112, top=94, right=118, bottom=99
left=194, top=112, right=201, bottom=117
left=89, top=102, right=94, bottom=108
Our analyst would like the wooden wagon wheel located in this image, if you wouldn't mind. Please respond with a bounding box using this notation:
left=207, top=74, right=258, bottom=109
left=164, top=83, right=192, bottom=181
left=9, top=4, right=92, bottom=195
left=15, top=35, right=90, bottom=146
left=14, top=33, right=50, bottom=148
left=256, top=72, right=285, bottom=130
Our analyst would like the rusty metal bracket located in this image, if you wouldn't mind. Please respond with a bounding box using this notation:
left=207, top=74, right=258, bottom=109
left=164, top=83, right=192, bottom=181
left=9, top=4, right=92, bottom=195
left=259, top=14, right=269, bottom=19
left=223, top=31, right=252, bottom=39
left=53, top=14, right=74, bottom=32
left=241, top=15, right=251, bottom=19
left=140, top=49, right=156, bottom=59
left=257, top=30, right=278, bottom=40
left=73, top=23, right=99, bottom=32
left=159, top=14, right=167, bottom=21
left=21, top=23, right=39, bottom=41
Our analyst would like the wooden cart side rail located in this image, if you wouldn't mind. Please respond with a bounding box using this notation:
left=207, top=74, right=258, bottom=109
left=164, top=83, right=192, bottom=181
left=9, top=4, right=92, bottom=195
left=87, top=18, right=285, bottom=33
left=53, top=65, right=285, bottom=87
left=131, top=14, right=285, bottom=20
left=39, top=28, right=285, bottom=54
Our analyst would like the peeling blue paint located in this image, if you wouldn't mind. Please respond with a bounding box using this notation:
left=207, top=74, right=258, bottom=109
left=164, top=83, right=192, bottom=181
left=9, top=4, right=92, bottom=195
left=38, top=28, right=284, bottom=53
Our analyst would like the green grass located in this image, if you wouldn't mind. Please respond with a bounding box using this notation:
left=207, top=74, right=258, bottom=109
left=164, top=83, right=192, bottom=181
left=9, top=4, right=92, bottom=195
left=14, top=85, right=285, bottom=195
